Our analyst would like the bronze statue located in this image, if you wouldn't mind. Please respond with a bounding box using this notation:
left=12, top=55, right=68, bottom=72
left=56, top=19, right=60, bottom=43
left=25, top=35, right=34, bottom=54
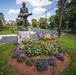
left=18, top=2, right=32, bottom=30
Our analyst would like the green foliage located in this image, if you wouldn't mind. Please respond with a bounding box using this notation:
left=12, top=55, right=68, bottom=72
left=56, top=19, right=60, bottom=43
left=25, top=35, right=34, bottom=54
left=3, top=23, right=10, bottom=31
left=0, top=43, right=14, bottom=75
left=49, top=15, right=57, bottom=29
left=22, top=40, right=53, bottom=57
left=54, top=10, right=60, bottom=26
left=56, top=34, right=76, bottom=75
left=27, top=21, right=31, bottom=26
left=54, top=9, right=66, bottom=29
left=69, top=6, right=76, bottom=32
left=0, top=30, right=18, bottom=35
left=17, top=57, right=25, bottom=63
left=0, top=20, right=3, bottom=31
left=22, top=40, right=65, bottom=57
left=32, top=18, right=39, bottom=28
left=39, top=17, right=49, bottom=29
left=54, top=50, right=59, bottom=56
left=11, top=29, right=14, bottom=33
left=36, top=58, right=48, bottom=71
left=26, top=57, right=35, bottom=66
left=16, top=18, right=20, bottom=25
left=55, top=0, right=76, bottom=32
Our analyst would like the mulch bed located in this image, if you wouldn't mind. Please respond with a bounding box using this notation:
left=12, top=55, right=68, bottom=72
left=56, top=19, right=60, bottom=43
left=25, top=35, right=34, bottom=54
left=45, top=39, right=57, bottom=43
left=9, top=53, right=70, bottom=75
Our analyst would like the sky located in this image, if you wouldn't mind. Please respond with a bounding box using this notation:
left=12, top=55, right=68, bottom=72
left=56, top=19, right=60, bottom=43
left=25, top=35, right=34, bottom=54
left=0, top=0, right=58, bottom=23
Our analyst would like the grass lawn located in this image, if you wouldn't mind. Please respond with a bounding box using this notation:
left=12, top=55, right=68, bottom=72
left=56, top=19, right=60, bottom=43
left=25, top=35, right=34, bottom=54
left=0, top=33, right=76, bottom=75
left=0, top=30, right=18, bottom=35
left=0, top=43, right=15, bottom=75
left=56, top=34, right=76, bottom=75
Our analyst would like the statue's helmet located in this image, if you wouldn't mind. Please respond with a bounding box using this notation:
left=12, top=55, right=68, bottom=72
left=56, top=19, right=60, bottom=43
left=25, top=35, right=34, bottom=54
left=22, top=2, right=26, bottom=7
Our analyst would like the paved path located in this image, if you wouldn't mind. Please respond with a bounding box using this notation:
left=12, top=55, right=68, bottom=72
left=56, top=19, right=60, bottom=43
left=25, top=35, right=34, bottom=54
left=0, top=34, right=17, bottom=44
left=0, top=29, right=60, bottom=44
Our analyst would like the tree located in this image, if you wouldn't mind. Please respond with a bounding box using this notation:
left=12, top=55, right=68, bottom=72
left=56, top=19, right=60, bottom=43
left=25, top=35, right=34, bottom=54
left=66, top=0, right=76, bottom=33
left=4, top=23, right=10, bottom=31
left=49, top=15, right=57, bottom=29
left=27, top=21, right=31, bottom=27
left=31, top=18, right=39, bottom=28
left=57, top=0, right=65, bottom=37
left=39, top=17, right=49, bottom=29
left=69, top=6, right=76, bottom=32
left=0, top=12, right=6, bottom=24
left=55, top=0, right=72, bottom=37
left=55, top=0, right=76, bottom=34
left=57, top=0, right=76, bottom=33
left=0, top=20, right=3, bottom=31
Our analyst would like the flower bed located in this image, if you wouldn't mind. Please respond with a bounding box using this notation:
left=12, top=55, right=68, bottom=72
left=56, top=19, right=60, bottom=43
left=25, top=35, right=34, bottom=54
left=22, top=40, right=53, bottom=57
left=11, top=40, right=68, bottom=73
left=37, top=31, right=45, bottom=39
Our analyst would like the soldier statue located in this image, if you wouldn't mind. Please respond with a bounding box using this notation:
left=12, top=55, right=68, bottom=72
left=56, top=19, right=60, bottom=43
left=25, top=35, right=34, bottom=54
left=18, top=2, right=32, bottom=30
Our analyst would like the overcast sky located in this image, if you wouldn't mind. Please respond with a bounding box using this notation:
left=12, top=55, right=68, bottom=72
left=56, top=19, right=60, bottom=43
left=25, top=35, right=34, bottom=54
left=0, top=0, right=58, bottom=22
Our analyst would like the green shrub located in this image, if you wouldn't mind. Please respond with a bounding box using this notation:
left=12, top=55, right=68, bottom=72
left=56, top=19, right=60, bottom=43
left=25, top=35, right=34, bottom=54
left=54, top=50, right=59, bottom=56
left=17, top=57, right=25, bottom=62
left=26, top=57, right=35, bottom=66
left=0, top=20, right=3, bottom=31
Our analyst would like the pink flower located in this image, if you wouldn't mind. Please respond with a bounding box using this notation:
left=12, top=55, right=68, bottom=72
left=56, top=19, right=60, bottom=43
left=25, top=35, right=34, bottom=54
left=20, top=53, right=25, bottom=58
left=58, top=53, right=64, bottom=58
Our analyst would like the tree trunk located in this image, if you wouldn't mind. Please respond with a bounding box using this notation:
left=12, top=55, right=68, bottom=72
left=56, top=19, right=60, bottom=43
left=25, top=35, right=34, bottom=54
left=58, top=0, right=64, bottom=38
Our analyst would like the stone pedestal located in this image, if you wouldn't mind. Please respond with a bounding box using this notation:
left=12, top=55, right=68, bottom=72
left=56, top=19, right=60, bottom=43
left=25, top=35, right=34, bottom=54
left=18, top=31, right=32, bottom=43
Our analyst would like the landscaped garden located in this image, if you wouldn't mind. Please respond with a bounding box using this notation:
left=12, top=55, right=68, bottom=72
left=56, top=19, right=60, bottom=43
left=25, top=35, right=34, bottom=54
left=0, top=33, right=76, bottom=75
